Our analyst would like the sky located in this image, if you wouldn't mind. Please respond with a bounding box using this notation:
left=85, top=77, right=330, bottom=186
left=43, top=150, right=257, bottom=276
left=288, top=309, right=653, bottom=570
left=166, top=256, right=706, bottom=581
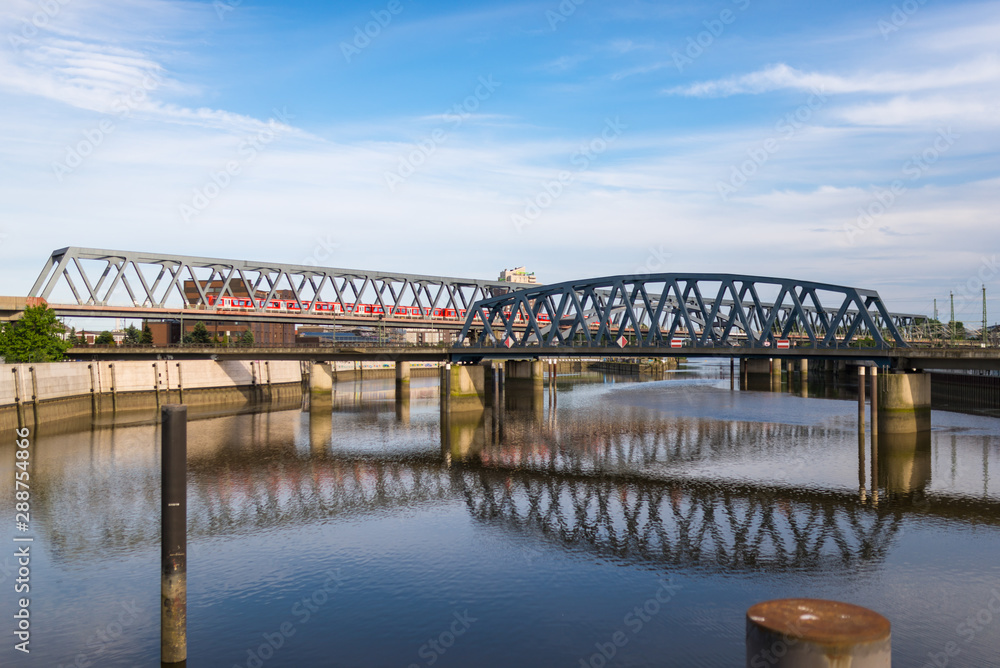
left=0, top=0, right=998, bottom=323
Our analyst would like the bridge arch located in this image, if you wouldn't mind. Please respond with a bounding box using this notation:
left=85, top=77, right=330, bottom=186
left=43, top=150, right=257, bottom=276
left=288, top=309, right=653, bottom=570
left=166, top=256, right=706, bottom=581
left=458, top=273, right=915, bottom=350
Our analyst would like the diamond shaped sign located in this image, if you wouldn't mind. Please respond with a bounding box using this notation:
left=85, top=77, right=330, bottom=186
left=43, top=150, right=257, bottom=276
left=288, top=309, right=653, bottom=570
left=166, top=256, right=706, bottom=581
left=504, top=336, right=514, bottom=348
left=617, top=335, right=628, bottom=348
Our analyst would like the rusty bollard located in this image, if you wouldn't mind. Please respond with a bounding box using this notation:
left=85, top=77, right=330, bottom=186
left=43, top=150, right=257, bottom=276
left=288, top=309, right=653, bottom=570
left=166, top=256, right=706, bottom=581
left=746, top=598, right=890, bottom=667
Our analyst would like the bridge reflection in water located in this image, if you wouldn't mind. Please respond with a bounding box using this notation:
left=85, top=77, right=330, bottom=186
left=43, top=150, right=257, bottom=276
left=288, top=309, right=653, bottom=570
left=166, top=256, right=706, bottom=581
left=28, top=377, right=997, bottom=578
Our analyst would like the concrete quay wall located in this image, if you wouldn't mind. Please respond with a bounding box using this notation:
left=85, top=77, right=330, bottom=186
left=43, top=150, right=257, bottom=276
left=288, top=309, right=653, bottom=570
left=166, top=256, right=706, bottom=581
left=0, top=359, right=308, bottom=432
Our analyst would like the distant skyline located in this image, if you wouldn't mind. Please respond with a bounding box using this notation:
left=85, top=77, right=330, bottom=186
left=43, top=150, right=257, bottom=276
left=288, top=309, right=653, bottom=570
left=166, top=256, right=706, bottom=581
left=1, top=0, right=998, bottom=323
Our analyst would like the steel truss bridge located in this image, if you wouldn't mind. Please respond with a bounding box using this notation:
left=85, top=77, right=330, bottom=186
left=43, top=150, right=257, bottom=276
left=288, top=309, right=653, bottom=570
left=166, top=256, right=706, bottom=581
left=26, top=251, right=922, bottom=349
left=28, top=247, right=521, bottom=329
left=458, top=274, right=922, bottom=350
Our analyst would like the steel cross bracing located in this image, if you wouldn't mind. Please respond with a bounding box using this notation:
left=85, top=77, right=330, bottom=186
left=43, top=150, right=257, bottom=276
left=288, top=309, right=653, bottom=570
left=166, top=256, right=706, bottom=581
left=29, top=247, right=523, bottom=325
left=458, top=273, right=918, bottom=349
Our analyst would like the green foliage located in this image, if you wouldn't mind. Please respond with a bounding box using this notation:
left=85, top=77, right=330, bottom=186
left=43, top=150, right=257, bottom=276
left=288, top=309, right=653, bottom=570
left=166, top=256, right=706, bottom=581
left=0, top=305, right=72, bottom=363
left=124, top=324, right=141, bottom=345
left=239, top=329, right=255, bottom=347
left=95, top=331, right=115, bottom=346
left=140, top=324, right=154, bottom=345
left=183, top=321, right=212, bottom=345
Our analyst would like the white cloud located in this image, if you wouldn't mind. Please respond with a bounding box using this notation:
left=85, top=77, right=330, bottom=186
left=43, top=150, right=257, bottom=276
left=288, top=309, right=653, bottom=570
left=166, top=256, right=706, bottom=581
left=0, top=0, right=291, bottom=135
left=665, top=55, right=1000, bottom=98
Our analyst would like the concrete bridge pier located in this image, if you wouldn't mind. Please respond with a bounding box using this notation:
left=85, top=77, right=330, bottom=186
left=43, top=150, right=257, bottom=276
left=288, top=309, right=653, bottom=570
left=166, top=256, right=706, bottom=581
left=741, top=358, right=771, bottom=391
left=395, top=362, right=410, bottom=393
left=309, top=362, right=334, bottom=402
left=506, top=360, right=544, bottom=390
left=877, top=372, right=932, bottom=434
left=440, top=363, right=486, bottom=413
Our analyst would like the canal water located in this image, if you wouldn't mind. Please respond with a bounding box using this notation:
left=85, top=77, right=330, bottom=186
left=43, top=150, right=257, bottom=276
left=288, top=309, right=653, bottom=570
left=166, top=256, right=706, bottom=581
left=2, top=361, right=999, bottom=667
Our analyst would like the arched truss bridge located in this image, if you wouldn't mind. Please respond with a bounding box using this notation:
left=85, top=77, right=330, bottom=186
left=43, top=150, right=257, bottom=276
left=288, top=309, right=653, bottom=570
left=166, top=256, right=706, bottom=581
left=458, top=274, right=921, bottom=350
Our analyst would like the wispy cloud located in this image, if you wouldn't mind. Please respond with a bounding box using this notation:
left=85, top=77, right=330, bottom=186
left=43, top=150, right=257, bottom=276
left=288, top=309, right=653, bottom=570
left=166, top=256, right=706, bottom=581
left=665, top=55, right=1000, bottom=97
left=0, top=0, right=295, bottom=135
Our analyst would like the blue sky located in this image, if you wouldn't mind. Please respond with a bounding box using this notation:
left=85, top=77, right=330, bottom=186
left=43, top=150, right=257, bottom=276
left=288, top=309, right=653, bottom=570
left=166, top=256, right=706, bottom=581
left=1, top=0, right=999, bottom=321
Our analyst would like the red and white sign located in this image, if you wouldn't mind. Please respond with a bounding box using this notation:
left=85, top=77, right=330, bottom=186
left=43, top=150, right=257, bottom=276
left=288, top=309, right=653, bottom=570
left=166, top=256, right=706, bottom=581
left=776, top=339, right=790, bottom=349
left=669, top=339, right=684, bottom=348
left=503, top=337, right=514, bottom=348
left=617, top=335, right=628, bottom=348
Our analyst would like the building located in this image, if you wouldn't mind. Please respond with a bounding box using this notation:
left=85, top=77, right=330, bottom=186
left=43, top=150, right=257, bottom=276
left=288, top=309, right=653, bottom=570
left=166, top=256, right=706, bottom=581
left=144, top=279, right=297, bottom=346
left=498, top=267, right=537, bottom=284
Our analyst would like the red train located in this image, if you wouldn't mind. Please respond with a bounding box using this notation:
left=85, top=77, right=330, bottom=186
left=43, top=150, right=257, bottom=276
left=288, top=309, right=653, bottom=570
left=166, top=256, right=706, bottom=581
left=205, top=295, right=553, bottom=323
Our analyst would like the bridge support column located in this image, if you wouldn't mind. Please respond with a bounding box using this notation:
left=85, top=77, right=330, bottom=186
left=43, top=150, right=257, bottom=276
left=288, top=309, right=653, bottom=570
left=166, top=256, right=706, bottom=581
left=877, top=372, right=931, bottom=433
left=310, top=362, right=333, bottom=400
left=441, top=364, right=486, bottom=413
left=506, top=360, right=544, bottom=388
left=395, top=362, right=410, bottom=396
left=799, top=359, right=808, bottom=380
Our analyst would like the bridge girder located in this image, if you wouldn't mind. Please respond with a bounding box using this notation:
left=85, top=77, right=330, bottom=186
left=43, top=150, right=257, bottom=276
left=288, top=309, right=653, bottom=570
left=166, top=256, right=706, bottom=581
left=458, top=273, right=917, bottom=350
left=29, top=247, right=523, bottom=326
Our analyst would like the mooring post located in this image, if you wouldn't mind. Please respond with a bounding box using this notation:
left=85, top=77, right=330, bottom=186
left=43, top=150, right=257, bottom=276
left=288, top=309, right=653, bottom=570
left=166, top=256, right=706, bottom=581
left=858, top=366, right=866, bottom=431
left=871, top=367, right=879, bottom=437
left=109, top=363, right=117, bottom=414
left=746, top=598, right=890, bottom=667
left=161, top=405, right=187, bottom=665
left=858, top=430, right=867, bottom=502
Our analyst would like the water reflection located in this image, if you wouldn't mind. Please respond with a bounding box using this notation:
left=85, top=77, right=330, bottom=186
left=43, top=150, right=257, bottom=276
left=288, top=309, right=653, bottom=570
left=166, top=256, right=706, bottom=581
left=22, top=376, right=1000, bottom=579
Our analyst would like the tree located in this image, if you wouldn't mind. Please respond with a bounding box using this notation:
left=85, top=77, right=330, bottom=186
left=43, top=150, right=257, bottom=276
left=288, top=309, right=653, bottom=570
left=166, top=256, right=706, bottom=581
left=95, top=331, right=115, bottom=346
left=124, top=324, right=141, bottom=345
left=184, top=321, right=212, bottom=345
left=0, top=305, right=72, bottom=363
left=140, top=324, right=154, bottom=345
left=239, top=329, right=255, bottom=347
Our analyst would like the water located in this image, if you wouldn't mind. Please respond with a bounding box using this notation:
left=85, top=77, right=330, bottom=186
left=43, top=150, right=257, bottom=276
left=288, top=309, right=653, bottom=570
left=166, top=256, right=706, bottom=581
left=2, top=362, right=999, bottom=667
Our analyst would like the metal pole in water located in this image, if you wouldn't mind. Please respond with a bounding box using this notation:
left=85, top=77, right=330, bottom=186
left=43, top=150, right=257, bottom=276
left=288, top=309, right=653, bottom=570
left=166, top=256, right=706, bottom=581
left=161, top=405, right=187, bottom=665
left=730, top=357, right=735, bottom=390
left=871, top=367, right=878, bottom=437
left=858, top=366, right=866, bottom=431
left=746, top=598, right=890, bottom=667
